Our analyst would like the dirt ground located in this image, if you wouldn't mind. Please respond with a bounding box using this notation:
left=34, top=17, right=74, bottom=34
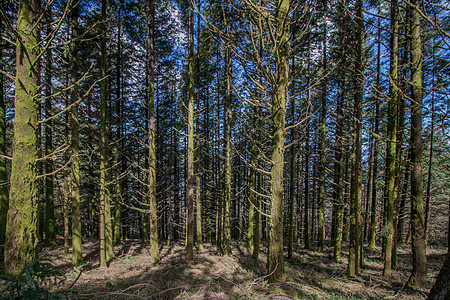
left=44, top=239, right=446, bottom=299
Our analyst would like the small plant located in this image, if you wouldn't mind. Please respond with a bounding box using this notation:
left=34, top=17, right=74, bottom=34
left=0, top=251, right=73, bottom=299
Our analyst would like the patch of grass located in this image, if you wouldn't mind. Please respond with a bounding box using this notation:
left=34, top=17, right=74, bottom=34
left=118, top=255, right=135, bottom=263
left=328, top=293, right=361, bottom=300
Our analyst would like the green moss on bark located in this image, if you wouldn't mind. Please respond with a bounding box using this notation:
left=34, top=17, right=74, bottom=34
left=267, top=0, right=289, bottom=282
left=5, top=0, right=41, bottom=276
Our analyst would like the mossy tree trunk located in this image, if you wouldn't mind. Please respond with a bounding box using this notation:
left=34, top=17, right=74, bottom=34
left=114, top=4, right=123, bottom=245
left=348, top=0, right=364, bottom=277
left=147, top=0, right=160, bottom=264
left=396, top=13, right=410, bottom=247
left=332, top=1, right=346, bottom=260
left=288, top=87, right=296, bottom=259
left=424, top=47, right=435, bottom=239
left=303, top=52, right=311, bottom=251
left=70, top=3, right=82, bottom=267
left=407, top=0, right=427, bottom=288
left=43, top=9, right=56, bottom=247
left=253, top=171, right=261, bottom=260
left=267, top=0, right=289, bottom=282
left=397, top=149, right=410, bottom=245
left=195, top=7, right=203, bottom=251
left=247, top=105, right=257, bottom=251
left=368, top=4, right=381, bottom=249
left=5, top=0, right=41, bottom=276
left=223, top=5, right=232, bottom=255
left=204, top=95, right=212, bottom=243
left=317, top=0, right=327, bottom=254
left=63, top=27, right=70, bottom=253
left=333, top=79, right=345, bottom=261
left=99, top=0, right=114, bottom=267
left=186, top=3, right=195, bottom=261
left=383, top=0, right=399, bottom=277
left=223, top=69, right=232, bottom=256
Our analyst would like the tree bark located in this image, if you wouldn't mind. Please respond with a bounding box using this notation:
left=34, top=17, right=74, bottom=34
left=383, top=0, right=399, bottom=277
left=44, top=9, right=56, bottom=246
left=407, top=0, right=427, bottom=288
left=267, top=0, right=289, bottom=282
left=368, top=2, right=382, bottom=250
left=333, top=80, right=345, bottom=261
left=147, top=0, right=160, bottom=265
left=5, top=0, right=41, bottom=276
left=348, top=0, right=364, bottom=277
left=69, top=2, right=82, bottom=267
left=99, top=0, right=114, bottom=267
left=186, top=4, right=195, bottom=260
left=288, top=83, right=296, bottom=259
left=427, top=253, right=450, bottom=300
left=223, top=2, right=232, bottom=255
left=304, top=51, right=311, bottom=250
left=317, top=0, right=327, bottom=253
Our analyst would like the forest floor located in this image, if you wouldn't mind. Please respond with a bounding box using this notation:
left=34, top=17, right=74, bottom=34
left=44, top=239, right=446, bottom=299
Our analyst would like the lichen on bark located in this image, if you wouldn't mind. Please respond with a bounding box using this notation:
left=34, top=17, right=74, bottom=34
left=5, top=0, right=41, bottom=276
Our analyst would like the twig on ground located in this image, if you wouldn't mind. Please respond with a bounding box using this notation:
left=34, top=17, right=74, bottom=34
left=68, top=268, right=83, bottom=290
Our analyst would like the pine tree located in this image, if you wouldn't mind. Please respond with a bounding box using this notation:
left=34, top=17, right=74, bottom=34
left=267, top=0, right=289, bottom=282
left=317, top=0, right=327, bottom=254
left=44, top=8, right=56, bottom=246
left=368, top=2, right=382, bottom=249
left=99, top=0, right=108, bottom=267
left=383, top=0, right=399, bottom=277
left=406, top=0, right=427, bottom=288
left=348, top=0, right=364, bottom=277
left=70, top=1, right=82, bottom=267
left=186, top=3, right=195, bottom=261
left=5, top=0, right=41, bottom=276
left=148, top=0, right=160, bottom=265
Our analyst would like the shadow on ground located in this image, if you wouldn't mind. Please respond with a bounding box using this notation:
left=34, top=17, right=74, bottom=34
left=46, top=239, right=445, bottom=299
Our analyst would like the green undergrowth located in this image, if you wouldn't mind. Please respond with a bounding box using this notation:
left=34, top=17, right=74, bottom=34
left=0, top=251, right=73, bottom=299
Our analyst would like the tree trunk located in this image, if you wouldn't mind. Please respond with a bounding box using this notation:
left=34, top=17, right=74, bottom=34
left=348, top=0, right=364, bottom=277
left=397, top=149, right=410, bottom=244
left=5, top=0, right=41, bottom=276
left=317, top=0, right=327, bottom=253
left=99, top=0, right=113, bottom=267
left=333, top=79, right=345, bottom=261
left=407, top=0, right=427, bottom=288
left=247, top=105, right=257, bottom=252
left=63, top=20, right=70, bottom=253
left=427, top=253, right=450, bottom=300
left=304, top=51, right=311, bottom=251
left=383, top=0, right=399, bottom=277
left=288, top=85, right=296, bottom=259
left=195, top=6, right=203, bottom=251
left=267, top=0, right=289, bottom=282
left=147, top=0, right=160, bottom=265
left=69, top=2, right=82, bottom=267
left=223, top=6, right=232, bottom=255
left=43, top=9, right=56, bottom=246
left=368, top=2, right=382, bottom=250
left=114, top=3, right=123, bottom=244
left=186, top=4, right=195, bottom=260
left=424, top=50, right=435, bottom=239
